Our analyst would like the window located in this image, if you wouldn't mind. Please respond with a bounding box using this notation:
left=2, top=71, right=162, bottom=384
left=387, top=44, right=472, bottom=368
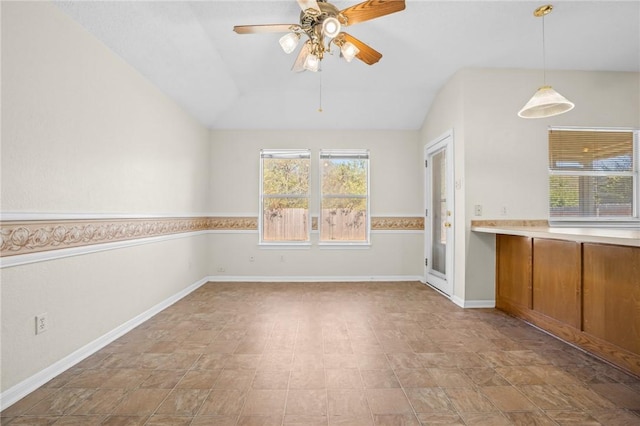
left=319, top=149, right=370, bottom=244
left=260, top=149, right=311, bottom=244
left=548, top=128, right=639, bottom=223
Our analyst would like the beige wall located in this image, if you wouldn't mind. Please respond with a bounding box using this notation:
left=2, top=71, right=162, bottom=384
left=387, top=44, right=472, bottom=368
left=210, top=130, right=423, bottom=215
left=420, top=67, right=640, bottom=303
left=1, top=1, right=211, bottom=215
left=1, top=1, right=211, bottom=393
left=209, top=129, right=424, bottom=279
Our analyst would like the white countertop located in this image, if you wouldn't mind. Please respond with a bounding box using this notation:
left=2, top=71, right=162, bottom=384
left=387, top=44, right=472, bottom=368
left=471, top=224, right=640, bottom=247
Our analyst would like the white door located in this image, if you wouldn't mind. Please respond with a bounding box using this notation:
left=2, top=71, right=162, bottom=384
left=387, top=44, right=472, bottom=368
left=424, top=131, right=454, bottom=296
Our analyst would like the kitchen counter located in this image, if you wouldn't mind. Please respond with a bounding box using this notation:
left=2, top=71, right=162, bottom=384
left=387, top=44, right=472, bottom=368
left=471, top=220, right=639, bottom=247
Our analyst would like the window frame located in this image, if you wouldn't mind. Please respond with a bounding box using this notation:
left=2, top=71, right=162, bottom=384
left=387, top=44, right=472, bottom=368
left=259, top=149, right=312, bottom=246
left=548, top=126, right=640, bottom=227
left=318, top=149, right=371, bottom=246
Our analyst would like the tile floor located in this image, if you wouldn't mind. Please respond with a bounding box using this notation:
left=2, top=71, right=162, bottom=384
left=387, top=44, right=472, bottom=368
left=3, top=281, right=640, bottom=425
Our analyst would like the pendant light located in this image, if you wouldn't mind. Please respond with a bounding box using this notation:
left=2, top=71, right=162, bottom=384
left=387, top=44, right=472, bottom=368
left=518, top=4, right=574, bottom=119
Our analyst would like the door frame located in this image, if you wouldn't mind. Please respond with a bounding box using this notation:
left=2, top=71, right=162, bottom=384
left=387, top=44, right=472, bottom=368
left=424, top=129, right=455, bottom=296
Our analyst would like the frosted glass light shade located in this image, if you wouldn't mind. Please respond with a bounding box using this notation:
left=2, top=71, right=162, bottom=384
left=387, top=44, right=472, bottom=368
left=518, top=85, right=575, bottom=118
left=322, top=17, right=341, bottom=38
left=303, top=53, right=320, bottom=72
left=341, top=41, right=360, bottom=62
left=279, top=33, right=300, bottom=54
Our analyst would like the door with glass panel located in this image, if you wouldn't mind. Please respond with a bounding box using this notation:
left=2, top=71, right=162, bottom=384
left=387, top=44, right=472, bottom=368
left=424, top=131, right=454, bottom=296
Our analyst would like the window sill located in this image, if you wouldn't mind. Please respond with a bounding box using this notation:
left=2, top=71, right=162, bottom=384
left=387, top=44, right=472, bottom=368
left=258, top=242, right=312, bottom=249
left=318, top=242, right=371, bottom=249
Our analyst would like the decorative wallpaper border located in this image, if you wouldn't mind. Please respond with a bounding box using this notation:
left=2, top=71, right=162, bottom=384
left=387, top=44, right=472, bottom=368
left=371, top=217, right=424, bottom=231
left=1, top=216, right=423, bottom=257
left=0, top=217, right=209, bottom=257
left=470, top=220, right=549, bottom=227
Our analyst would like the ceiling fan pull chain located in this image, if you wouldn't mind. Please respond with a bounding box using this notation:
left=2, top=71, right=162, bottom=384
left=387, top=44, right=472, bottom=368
left=318, top=71, right=323, bottom=112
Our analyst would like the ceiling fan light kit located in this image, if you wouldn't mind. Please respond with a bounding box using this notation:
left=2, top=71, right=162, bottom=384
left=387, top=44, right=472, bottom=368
left=322, top=16, right=342, bottom=38
left=340, top=41, right=360, bottom=62
left=279, top=32, right=301, bottom=54
left=304, top=53, right=321, bottom=72
left=233, top=0, right=406, bottom=72
left=518, top=4, right=575, bottom=119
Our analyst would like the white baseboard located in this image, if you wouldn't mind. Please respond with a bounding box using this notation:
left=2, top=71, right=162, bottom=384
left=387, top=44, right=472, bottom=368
left=451, top=295, right=496, bottom=309
left=206, top=275, right=423, bottom=283
left=418, top=281, right=496, bottom=309
left=0, top=276, right=210, bottom=411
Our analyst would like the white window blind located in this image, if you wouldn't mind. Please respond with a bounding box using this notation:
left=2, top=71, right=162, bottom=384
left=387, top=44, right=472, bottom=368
left=319, top=149, right=370, bottom=244
left=548, top=128, right=638, bottom=221
left=259, top=149, right=311, bottom=244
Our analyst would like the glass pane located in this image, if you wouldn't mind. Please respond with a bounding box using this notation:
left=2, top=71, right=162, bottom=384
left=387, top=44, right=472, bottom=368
left=550, top=175, right=633, bottom=217
left=263, top=158, right=310, bottom=195
left=321, top=158, right=367, bottom=195
left=432, top=149, right=446, bottom=275
left=262, top=198, right=309, bottom=241
left=320, top=197, right=367, bottom=241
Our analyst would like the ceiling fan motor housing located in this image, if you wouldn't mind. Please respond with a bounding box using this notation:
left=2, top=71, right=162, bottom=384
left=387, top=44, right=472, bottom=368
left=300, top=0, right=343, bottom=57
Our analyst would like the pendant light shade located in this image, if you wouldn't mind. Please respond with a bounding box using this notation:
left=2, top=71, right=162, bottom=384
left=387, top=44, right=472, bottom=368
left=518, top=5, right=574, bottom=119
left=518, top=85, right=575, bottom=118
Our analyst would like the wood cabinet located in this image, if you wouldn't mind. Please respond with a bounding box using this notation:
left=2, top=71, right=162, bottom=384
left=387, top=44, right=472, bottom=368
left=532, top=239, right=581, bottom=329
left=583, top=243, right=640, bottom=355
left=496, top=235, right=532, bottom=311
left=496, top=236, right=640, bottom=378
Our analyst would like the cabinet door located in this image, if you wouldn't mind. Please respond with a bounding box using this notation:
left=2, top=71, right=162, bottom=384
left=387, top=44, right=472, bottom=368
left=496, top=235, right=532, bottom=311
left=532, top=239, right=581, bottom=329
left=583, top=243, right=640, bottom=355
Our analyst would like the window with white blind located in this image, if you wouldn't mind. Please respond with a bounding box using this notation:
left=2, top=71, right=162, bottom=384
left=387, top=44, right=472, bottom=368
left=259, top=149, right=311, bottom=244
left=319, top=149, right=370, bottom=244
left=548, top=128, right=639, bottom=223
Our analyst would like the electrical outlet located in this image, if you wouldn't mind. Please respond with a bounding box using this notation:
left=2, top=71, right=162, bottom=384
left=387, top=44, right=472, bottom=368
left=280, top=255, right=285, bottom=262
left=35, top=313, right=48, bottom=335
left=217, top=267, right=226, bottom=272
left=474, top=205, right=482, bottom=216
left=501, top=206, right=508, bottom=216
left=249, top=256, right=255, bottom=262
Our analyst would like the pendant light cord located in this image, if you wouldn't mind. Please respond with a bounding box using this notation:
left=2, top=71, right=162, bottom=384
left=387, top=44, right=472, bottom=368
left=542, top=13, right=547, bottom=85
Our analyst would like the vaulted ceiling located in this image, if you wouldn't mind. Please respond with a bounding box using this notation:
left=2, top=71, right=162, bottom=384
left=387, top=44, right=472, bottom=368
left=54, top=1, right=640, bottom=130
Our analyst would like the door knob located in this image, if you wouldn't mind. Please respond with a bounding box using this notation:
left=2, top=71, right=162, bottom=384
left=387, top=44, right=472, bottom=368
left=444, top=222, right=452, bottom=228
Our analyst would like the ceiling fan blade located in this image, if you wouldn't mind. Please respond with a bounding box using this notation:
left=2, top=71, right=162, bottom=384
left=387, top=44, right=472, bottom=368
left=292, top=41, right=311, bottom=72
left=339, top=0, right=406, bottom=26
left=233, top=24, right=300, bottom=34
left=297, top=0, right=321, bottom=12
left=341, top=33, right=382, bottom=65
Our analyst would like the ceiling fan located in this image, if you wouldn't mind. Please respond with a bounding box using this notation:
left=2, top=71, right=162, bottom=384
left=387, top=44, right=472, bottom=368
left=233, top=0, right=406, bottom=72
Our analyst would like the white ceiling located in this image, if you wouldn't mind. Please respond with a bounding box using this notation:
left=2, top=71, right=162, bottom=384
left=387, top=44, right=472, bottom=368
left=53, top=0, right=640, bottom=130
